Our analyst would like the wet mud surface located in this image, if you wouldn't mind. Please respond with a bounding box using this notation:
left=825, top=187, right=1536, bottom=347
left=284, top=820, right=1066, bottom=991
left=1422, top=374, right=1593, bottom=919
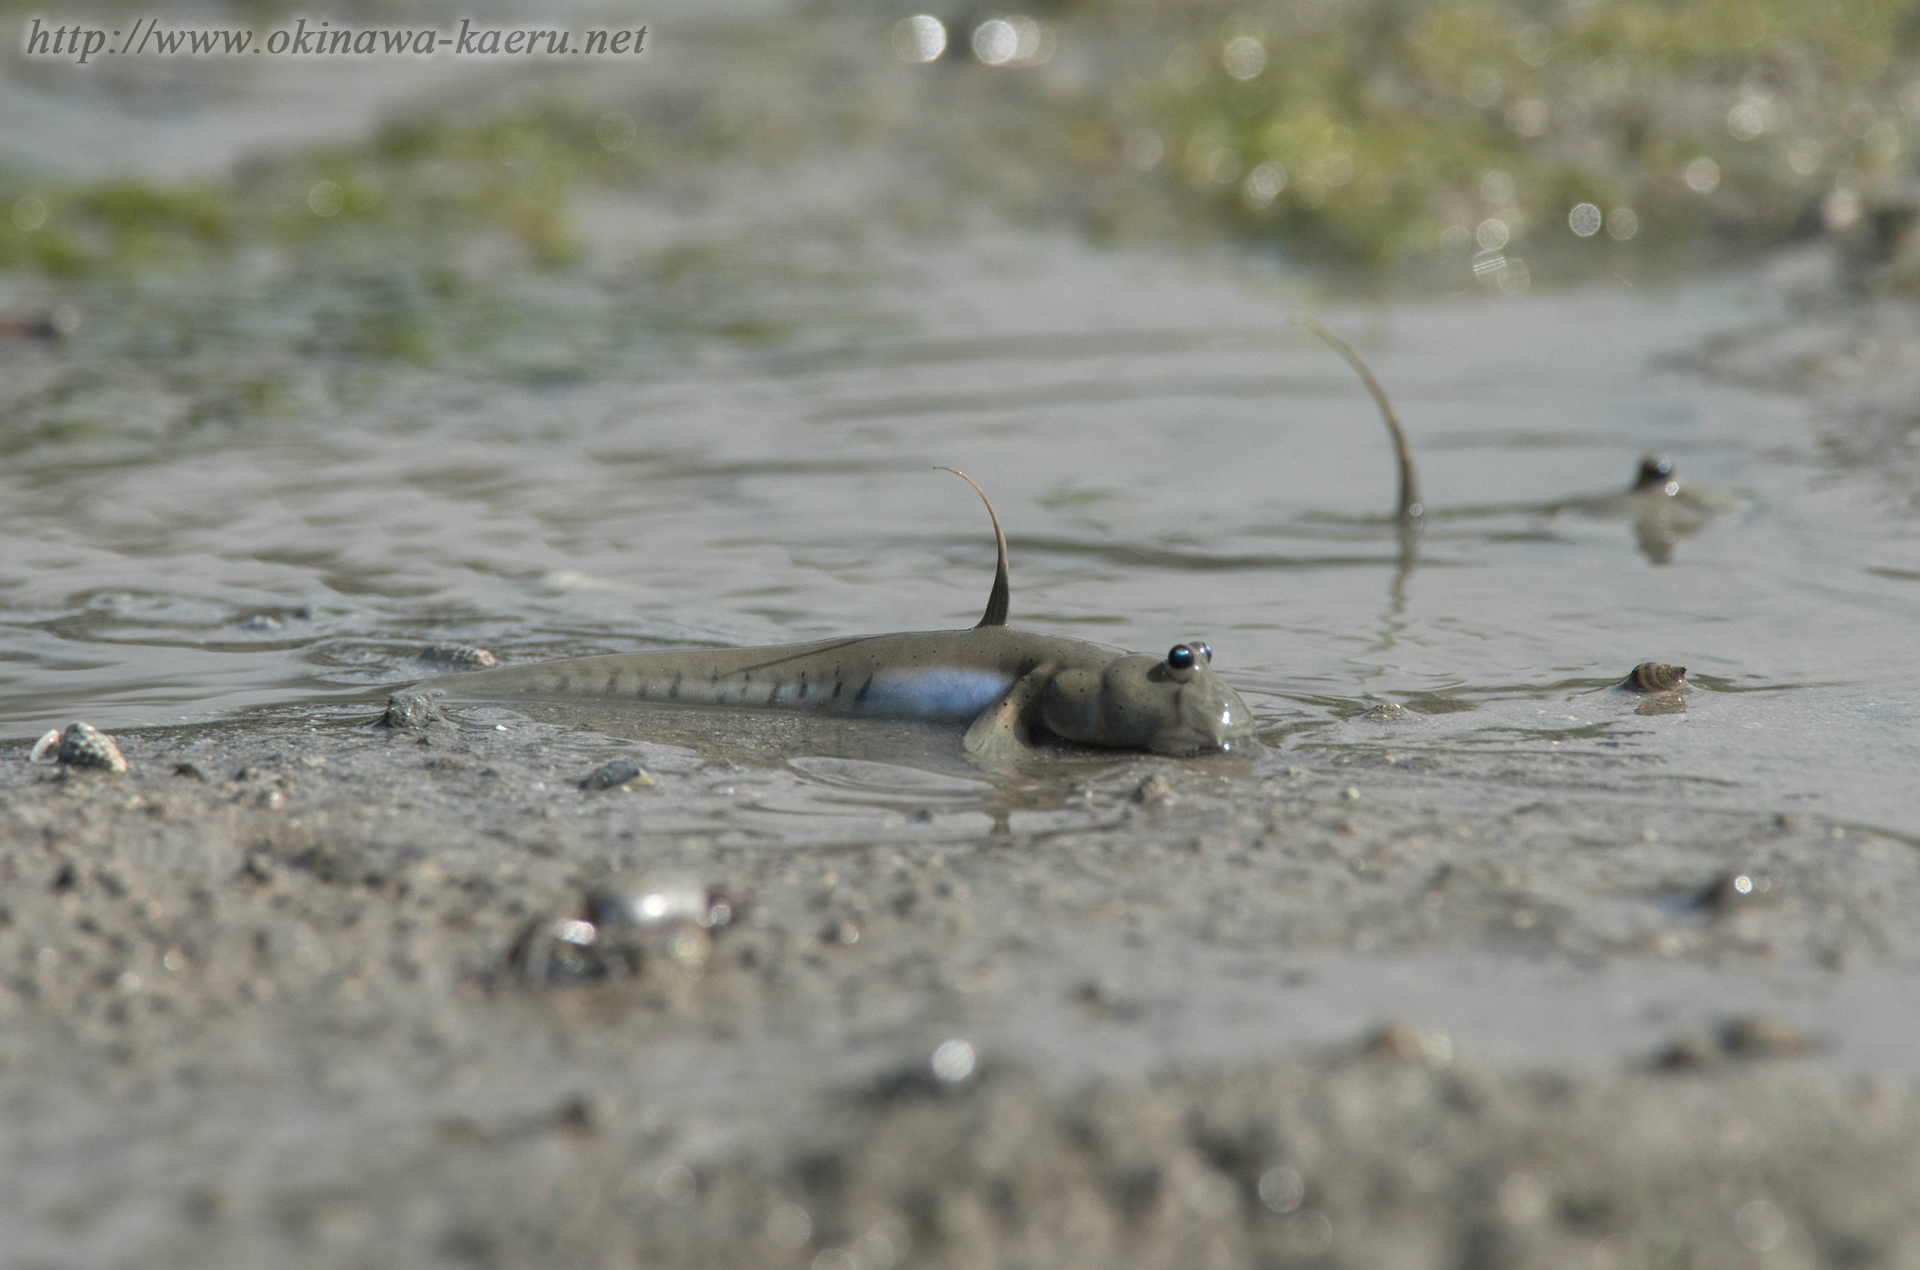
left=6, top=683, right=1920, bottom=1269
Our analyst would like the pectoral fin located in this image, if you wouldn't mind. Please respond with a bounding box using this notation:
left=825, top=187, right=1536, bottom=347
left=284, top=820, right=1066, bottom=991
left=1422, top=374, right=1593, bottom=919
left=962, top=665, right=1053, bottom=766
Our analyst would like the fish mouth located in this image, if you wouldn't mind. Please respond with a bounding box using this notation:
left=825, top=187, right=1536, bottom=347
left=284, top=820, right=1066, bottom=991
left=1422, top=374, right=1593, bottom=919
left=1147, top=716, right=1260, bottom=756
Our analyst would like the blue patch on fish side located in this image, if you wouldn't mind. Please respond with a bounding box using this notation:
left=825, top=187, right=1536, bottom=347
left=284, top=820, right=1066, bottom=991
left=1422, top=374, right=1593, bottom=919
left=858, top=669, right=1010, bottom=722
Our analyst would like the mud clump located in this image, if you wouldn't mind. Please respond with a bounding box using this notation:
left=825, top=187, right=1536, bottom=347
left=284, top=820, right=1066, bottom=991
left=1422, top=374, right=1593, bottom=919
left=580, top=759, right=654, bottom=791
left=377, top=691, right=448, bottom=730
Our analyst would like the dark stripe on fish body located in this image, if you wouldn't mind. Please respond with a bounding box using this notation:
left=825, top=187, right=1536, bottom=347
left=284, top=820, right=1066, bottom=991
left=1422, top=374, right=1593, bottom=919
left=856, top=675, right=872, bottom=704
left=670, top=672, right=681, bottom=701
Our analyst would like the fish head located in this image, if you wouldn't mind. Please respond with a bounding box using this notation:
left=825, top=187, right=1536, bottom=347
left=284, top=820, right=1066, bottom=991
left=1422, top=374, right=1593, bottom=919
left=1040, top=642, right=1258, bottom=755
left=1633, top=454, right=1678, bottom=494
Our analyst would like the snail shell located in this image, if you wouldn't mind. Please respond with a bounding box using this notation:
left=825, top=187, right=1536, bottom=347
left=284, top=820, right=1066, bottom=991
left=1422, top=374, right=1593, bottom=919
left=1622, top=662, right=1687, bottom=692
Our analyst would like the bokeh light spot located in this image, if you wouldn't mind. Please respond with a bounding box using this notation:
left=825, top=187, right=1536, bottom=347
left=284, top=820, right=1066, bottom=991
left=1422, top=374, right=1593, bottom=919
left=931, top=1038, right=975, bottom=1082
left=307, top=181, right=345, bottom=218
left=1123, top=130, right=1163, bottom=171
left=1243, top=162, right=1285, bottom=209
left=1823, top=184, right=1862, bottom=231
left=891, top=15, right=946, bottom=63
left=766, top=1202, right=812, bottom=1250
left=1258, top=1165, right=1305, bottom=1213
left=1223, top=36, right=1266, bottom=81
left=1683, top=156, right=1721, bottom=193
left=10, top=196, right=47, bottom=233
left=1733, top=1199, right=1787, bottom=1253
left=972, top=19, right=1017, bottom=65
left=595, top=111, right=638, bottom=152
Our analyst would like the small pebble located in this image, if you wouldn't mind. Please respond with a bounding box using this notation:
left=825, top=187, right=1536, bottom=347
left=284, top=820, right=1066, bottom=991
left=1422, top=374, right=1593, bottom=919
left=1655, top=1029, right=1723, bottom=1071
left=1656, top=1015, right=1815, bottom=1070
left=1364, top=1021, right=1452, bottom=1066
left=55, top=722, right=127, bottom=774
left=1131, top=773, right=1176, bottom=806
left=580, top=759, right=655, bottom=792
left=1721, top=1014, right=1815, bottom=1058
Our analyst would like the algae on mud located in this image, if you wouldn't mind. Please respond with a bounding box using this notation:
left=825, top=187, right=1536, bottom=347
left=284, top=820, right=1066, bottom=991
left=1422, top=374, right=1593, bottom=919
left=1023, top=0, right=1920, bottom=275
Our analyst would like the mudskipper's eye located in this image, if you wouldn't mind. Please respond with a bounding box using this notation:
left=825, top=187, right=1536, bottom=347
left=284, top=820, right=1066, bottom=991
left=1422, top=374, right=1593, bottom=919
left=1194, top=642, right=1212, bottom=664
left=1168, top=645, right=1196, bottom=670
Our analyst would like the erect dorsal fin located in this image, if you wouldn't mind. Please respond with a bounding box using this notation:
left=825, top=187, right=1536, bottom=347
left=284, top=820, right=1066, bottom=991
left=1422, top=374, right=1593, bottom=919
left=1295, top=314, right=1424, bottom=523
left=936, top=466, right=1010, bottom=628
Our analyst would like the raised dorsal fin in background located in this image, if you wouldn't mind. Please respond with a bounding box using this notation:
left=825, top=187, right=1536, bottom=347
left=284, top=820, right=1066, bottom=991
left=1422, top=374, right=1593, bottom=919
left=936, top=466, right=1010, bottom=628
left=1295, top=314, right=1424, bottom=523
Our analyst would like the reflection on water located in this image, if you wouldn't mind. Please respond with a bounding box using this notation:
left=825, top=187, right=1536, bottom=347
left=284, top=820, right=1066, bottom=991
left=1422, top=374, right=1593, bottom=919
left=1401, top=452, right=1746, bottom=566
left=444, top=695, right=1188, bottom=848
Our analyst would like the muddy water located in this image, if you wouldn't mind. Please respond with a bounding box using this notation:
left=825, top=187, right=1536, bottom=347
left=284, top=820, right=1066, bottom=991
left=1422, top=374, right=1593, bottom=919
left=4, top=238, right=1915, bottom=835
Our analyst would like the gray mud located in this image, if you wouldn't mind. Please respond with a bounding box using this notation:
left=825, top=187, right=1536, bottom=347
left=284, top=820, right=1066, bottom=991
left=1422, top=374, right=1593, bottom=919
left=6, top=685, right=1920, bottom=1269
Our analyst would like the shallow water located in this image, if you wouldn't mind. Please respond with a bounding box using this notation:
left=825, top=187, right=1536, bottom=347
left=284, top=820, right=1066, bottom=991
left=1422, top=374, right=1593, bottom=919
left=5, top=234, right=1917, bottom=836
